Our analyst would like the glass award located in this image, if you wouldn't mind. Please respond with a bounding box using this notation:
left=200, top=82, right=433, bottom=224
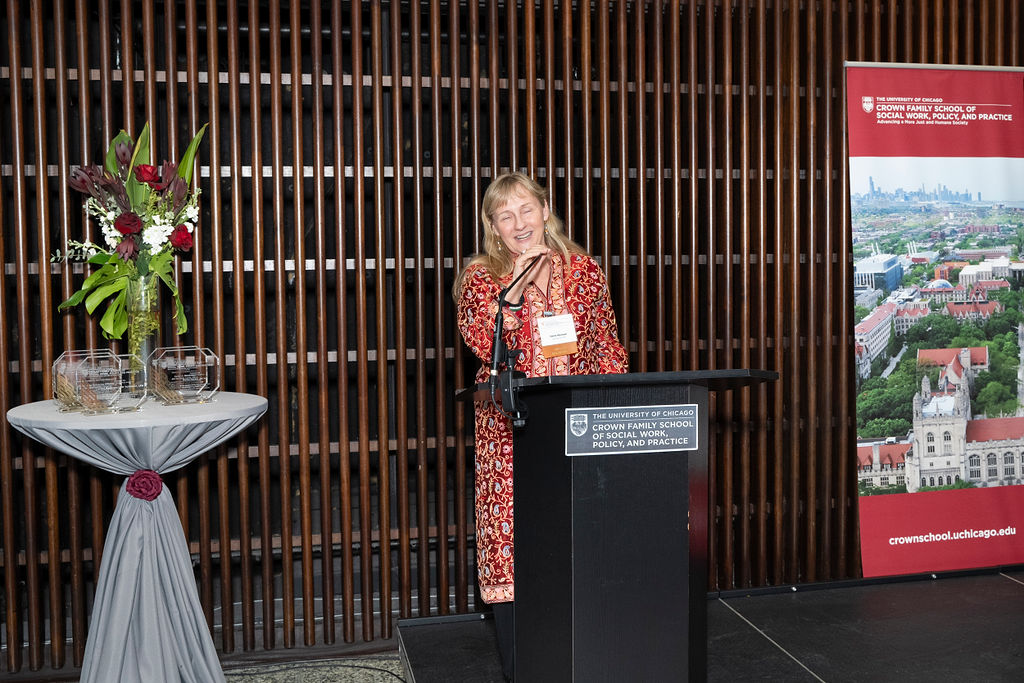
left=76, top=352, right=124, bottom=414
left=52, top=350, right=93, bottom=412
left=115, top=353, right=148, bottom=412
left=148, top=346, right=220, bottom=404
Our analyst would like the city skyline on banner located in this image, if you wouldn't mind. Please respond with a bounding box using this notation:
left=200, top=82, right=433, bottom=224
left=849, top=156, right=1024, bottom=205
left=852, top=154, right=1024, bottom=498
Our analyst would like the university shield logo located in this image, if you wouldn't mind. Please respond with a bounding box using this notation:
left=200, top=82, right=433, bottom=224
left=861, top=96, right=874, bottom=113
left=569, top=414, right=588, bottom=437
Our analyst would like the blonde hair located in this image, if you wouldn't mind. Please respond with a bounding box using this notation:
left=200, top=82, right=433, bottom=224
left=453, top=172, right=584, bottom=298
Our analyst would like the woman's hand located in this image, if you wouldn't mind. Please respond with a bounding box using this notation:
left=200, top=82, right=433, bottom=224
left=504, top=244, right=551, bottom=306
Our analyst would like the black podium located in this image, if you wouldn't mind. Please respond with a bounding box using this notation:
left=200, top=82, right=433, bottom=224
left=494, top=369, right=776, bottom=682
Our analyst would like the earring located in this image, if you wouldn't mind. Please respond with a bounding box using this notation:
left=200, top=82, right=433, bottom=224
left=544, top=222, right=549, bottom=235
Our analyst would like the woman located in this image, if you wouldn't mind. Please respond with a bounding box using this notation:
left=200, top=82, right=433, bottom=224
left=454, top=172, right=628, bottom=680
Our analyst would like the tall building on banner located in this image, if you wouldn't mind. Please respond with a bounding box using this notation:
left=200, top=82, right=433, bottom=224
left=908, top=375, right=1024, bottom=492
left=1018, top=323, right=1024, bottom=417
left=854, top=253, right=904, bottom=291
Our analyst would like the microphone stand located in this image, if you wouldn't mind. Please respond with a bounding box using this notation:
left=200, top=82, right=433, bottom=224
left=489, top=254, right=543, bottom=428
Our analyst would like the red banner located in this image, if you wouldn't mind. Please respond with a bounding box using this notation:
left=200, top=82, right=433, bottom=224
left=848, top=63, right=1024, bottom=578
left=859, top=487, right=1024, bottom=576
left=847, top=66, right=1024, bottom=157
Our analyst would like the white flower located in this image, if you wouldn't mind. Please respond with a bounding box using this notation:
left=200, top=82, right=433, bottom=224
left=84, top=198, right=122, bottom=250
left=141, top=212, right=176, bottom=250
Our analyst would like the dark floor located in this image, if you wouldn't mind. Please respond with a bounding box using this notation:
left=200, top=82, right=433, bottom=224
left=398, top=569, right=1024, bottom=682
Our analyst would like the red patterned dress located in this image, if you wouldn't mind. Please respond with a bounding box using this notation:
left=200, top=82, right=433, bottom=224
left=456, top=252, right=628, bottom=603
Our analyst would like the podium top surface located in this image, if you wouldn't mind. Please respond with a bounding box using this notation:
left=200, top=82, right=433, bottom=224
left=456, top=368, right=777, bottom=401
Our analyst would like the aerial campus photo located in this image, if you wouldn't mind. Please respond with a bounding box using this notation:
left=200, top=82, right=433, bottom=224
left=851, top=156, right=1024, bottom=497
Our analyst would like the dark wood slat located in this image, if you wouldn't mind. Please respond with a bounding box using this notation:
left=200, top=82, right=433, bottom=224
left=428, top=0, right=449, bottom=619
left=329, top=0, right=356, bottom=645
left=803, top=0, right=820, bottom=584
left=202, top=0, right=237, bottom=650
left=771, top=0, right=788, bottom=586
left=7, top=0, right=42, bottom=669
left=268, top=0, right=297, bottom=648
left=348, top=0, right=375, bottom=643
left=390, top=0, right=413, bottom=623
left=29, top=0, right=61, bottom=667
left=542, top=0, right=557, bottom=191
left=450, top=0, right=470, bottom=615
left=686, top=0, right=700, bottom=371
left=225, top=0, right=257, bottom=651
left=289, top=0, right=316, bottom=649
left=559, top=0, right=573, bottom=232
left=754, top=0, right=771, bottom=588
left=610, top=0, right=626, bottom=358
left=738, top=0, right=754, bottom=590
left=410, top=0, right=432, bottom=620
left=119, top=0, right=134, bottom=127
left=578, top=0, right=593, bottom=253
left=818, top=0, right=836, bottom=579
left=505, top=0, right=519, bottom=171
left=371, top=0, right=393, bottom=637
left=634, top=0, right=648, bottom=373
left=524, top=1, right=537, bottom=177
left=248, top=0, right=276, bottom=651
left=1, top=4, right=20, bottom=670
left=651, top=0, right=666, bottom=372
left=596, top=2, right=611, bottom=299
left=786, top=0, right=803, bottom=585
left=668, top=0, right=683, bottom=371
left=308, top=0, right=335, bottom=646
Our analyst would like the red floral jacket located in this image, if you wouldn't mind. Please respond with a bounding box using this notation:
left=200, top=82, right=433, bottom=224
left=456, top=252, right=627, bottom=603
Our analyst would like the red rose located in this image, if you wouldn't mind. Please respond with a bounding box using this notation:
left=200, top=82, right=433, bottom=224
left=125, top=469, right=163, bottom=501
left=134, top=164, right=159, bottom=185
left=169, top=224, right=193, bottom=251
left=114, top=212, right=142, bottom=235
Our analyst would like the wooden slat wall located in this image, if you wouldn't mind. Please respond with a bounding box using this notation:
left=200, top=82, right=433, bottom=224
left=1, top=0, right=1021, bottom=674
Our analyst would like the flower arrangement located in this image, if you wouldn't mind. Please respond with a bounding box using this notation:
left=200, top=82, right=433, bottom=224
left=55, top=122, right=208, bottom=356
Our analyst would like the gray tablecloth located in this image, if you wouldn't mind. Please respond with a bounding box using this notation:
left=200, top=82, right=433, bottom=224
left=7, top=392, right=268, bottom=683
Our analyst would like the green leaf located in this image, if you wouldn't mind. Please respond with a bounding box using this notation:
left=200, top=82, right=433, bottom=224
left=125, top=122, right=152, bottom=210
left=130, top=122, right=151, bottom=168
left=149, top=250, right=172, bottom=277
left=173, top=293, right=187, bottom=334
left=177, top=123, right=209, bottom=185
left=99, top=289, right=128, bottom=339
left=136, top=253, right=151, bottom=277
left=85, top=277, right=128, bottom=315
left=76, top=261, right=117, bottom=293
left=104, top=129, right=135, bottom=175
left=87, top=251, right=113, bottom=266
left=155, top=267, right=179, bottom=297
left=153, top=267, right=188, bottom=334
left=58, top=288, right=89, bottom=311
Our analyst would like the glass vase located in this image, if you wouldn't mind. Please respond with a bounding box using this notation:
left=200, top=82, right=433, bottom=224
left=125, top=273, right=160, bottom=393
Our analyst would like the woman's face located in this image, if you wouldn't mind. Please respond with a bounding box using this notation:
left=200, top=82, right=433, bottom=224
left=491, top=188, right=550, bottom=255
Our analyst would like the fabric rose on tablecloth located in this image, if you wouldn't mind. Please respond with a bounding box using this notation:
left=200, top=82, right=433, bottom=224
left=126, top=469, right=163, bottom=501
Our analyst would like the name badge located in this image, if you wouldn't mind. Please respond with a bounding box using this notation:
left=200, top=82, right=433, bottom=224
left=536, top=313, right=578, bottom=357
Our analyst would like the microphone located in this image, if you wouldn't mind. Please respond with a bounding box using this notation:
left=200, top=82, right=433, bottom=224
left=488, top=253, right=544, bottom=415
